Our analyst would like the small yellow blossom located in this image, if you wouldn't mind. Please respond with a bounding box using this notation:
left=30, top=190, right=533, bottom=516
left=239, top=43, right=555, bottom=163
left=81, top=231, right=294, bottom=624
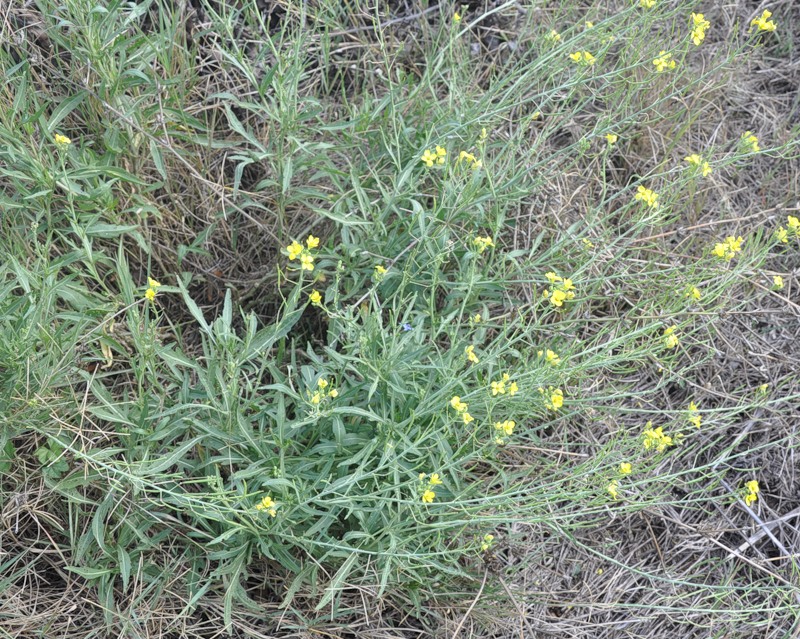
left=582, top=238, right=595, bottom=250
left=287, top=241, right=304, bottom=260
left=490, top=373, right=512, bottom=396
left=585, top=21, right=594, bottom=29
left=473, top=235, right=495, bottom=253
left=480, top=534, right=495, bottom=551
left=663, top=326, right=679, bottom=349
left=374, top=264, right=387, bottom=278
left=642, top=422, right=673, bottom=452
left=605, top=133, right=618, bottom=145
left=775, top=227, right=788, bottom=243
left=743, top=479, right=760, bottom=506
left=300, top=253, right=315, bottom=271
left=458, top=150, right=482, bottom=169
left=547, top=29, right=562, bottom=43
left=317, top=378, right=328, bottom=389
left=421, top=149, right=437, bottom=167
left=653, top=51, right=677, bottom=73
left=685, top=154, right=712, bottom=177
left=306, top=235, right=320, bottom=249
left=422, top=489, right=436, bottom=503
left=569, top=51, right=596, bottom=66
left=687, top=401, right=702, bottom=428
left=462, top=411, right=475, bottom=425
left=773, top=275, right=784, bottom=289
left=494, top=420, right=516, bottom=436
left=255, top=495, right=278, bottom=517
left=480, top=127, right=488, bottom=141
left=741, top=131, right=760, bottom=153
left=634, top=185, right=659, bottom=208
left=309, top=290, right=322, bottom=305
left=607, top=480, right=620, bottom=499
left=429, top=473, right=443, bottom=486
left=472, top=313, right=482, bottom=323
left=145, top=288, right=156, bottom=302
left=688, top=286, right=701, bottom=301
left=453, top=10, right=461, bottom=22
left=639, top=0, right=655, bottom=7
left=450, top=396, right=468, bottom=412
left=549, top=388, right=564, bottom=410
left=690, top=13, right=710, bottom=46
left=508, top=381, right=518, bottom=396
left=712, top=236, right=744, bottom=261
left=788, top=216, right=800, bottom=236
left=465, top=345, right=479, bottom=364
left=619, top=462, right=632, bottom=475
left=54, top=133, right=71, bottom=148
left=328, top=388, right=339, bottom=398
left=538, top=349, right=561, bottom=366
left=435, top=146, right=447, bottom=163
left=148, top=277, right=162, bottom=289
left=310, top=391, right=322, bottom=405
left=750, top=10, right=776, bottom=33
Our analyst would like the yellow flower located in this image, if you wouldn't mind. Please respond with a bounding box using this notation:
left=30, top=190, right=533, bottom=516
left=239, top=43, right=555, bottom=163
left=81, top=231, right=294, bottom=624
left=310, top=391, right=322, bottom=405
left=605, top=133, right=618, bottom=145
left=688, top=286, right=701, bottom=301
left=473, top=235, right=495, bottom=253
left=328, top=388, right=339, bottom=398
left=639, top=0, right=655, bottom=7
left=435, top=145, right=447, bottom=163
left=685, top=154, right=712, bottom=177
left=490, top=373, right=510, bottom=396
left=300, top=253, right=315, bottom=271
left=690, top=13, right=710, bottom=46
left=607, top=480, right=620, bottom=499
left=287, top=241, right=304, bottom=260
left=465, top=345, right=479, bottom=364
left=317, top=378, right=328, bottom=389
left=750, top=10, right=776, bottom=33
left=472, top=313, right=482, bottom=323
left=508, top=381, right=518, bottom=396
left=634, top=185, right=659, bottom=208
left=54, top=133, right=71, bottom=148
left=538, top=349, right=561, bottom=365
left=547, top=289, right=567, bottom=307
left=741, top=131, right=760, bottom=153
left=663, top=326, right=679, bottom=349
left=687, top=401, right=702, bottom=428
left=306, top=235, right=320, bottom=249
left=775, top=227, right=788, bottom=243
left=585, top=21, right=594, bottom=29
left=619, top=462, right=632, bottom=475
left=309, top=290, right=322, bottom=305
left=480, top=534, right=495, bottom=551
left=421, top=149, right=437, bottom=167
left=429, top=473, right=443, bottom=486
left=453, top=10, right=461, bottom=22
left=422, top=489, right=436, bottom=503
left=642, top=422, right=673, bottom=452
left=744, top=492, right=757, bottom=506
left=653, top=51, right=677, bottom=73
left=256, top=495, right=278, bottom=516
left=374, top=264, right=387, bottom=277
left=450, top=396, right=468, bottom=412
left=549, top=388, right=564, bottom=410
left=569, top=51, right=596, bottom=66
left=773, top=275, right=784, bottom=290
left=712, top=236, right=744, bottom=261
left=788, top=216, right=800, bottom=236
left=547, top=29, right=562, bottom=43
left=462, top=411, right=475, bottom=425
left=148, top=277, right=162, bottom=289
left=494, top=420, right=516, bottom=436
left=745, top=480, right=760, bottom=495
left=145, top=288, right=156, bottom=302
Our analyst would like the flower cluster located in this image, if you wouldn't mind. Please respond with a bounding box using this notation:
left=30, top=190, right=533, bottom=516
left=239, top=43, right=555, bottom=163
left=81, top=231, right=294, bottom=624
left=473, top=235, right=495, bottom=254
left=547, top=29, right=561, bottom=43
left=480, top=534, right=495, bottom=551
left=458, top=151, right=482, bottom=169
left=619, top=462, right=632, bottom=475
left=773, top=275, right=784, bottom=290
left=421, top=146, right=447, bottom=167
left=690, top=13, right=710, bottom=46
left=685, top=154, right=712, bottom=177
left=419, top=472, right=443, bottom=503
left=776, top=216, right=799, bottom=244
left=743, top=480, right=760, bottom=506
left=542, top=272, right=576, bottom=307
left=607, top=479, right=620, bottom=499
left=54, top=133, right=72, bottom=148
left=653, top=51, right=676, bottom=73
left=687, top=401, right=702, bottom=428
left=687, top=286, right=702, bottom=301
left=740, top=131, right=760, bottom=153
left=450, top=395, right=474, bottom=424
left=750, top=10, right=776, bottom=33
left=287, top=235, right=320, bottom=271
left=634, top=185, right=659, bottom=209
left=712, top=235, right=744, bottom=261
left=144, top=277, right=161, bottom=302
left=663, top=326, right=679, bottom=349
left=465, top=345, right=479, bottom=364
left=642, top=422, right=673, bottom=452
left=255, top=495, right=278, bottom=517
left=490, top=373, right=518, bottom=397
left=569, top=51, right=596, bottom=66
left=539, top=386, right=564, bottom=411
left=309, top=378, right=338, bottom=405
left=538, top=349, right=561, bottom=366
left=639, top=0, right=655, bottom=7
left=494, top=419, right=516, bottom=444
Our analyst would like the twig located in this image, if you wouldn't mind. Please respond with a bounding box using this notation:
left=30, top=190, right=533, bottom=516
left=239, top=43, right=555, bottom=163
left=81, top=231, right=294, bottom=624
left=450, top=568, right=488, bottom=639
